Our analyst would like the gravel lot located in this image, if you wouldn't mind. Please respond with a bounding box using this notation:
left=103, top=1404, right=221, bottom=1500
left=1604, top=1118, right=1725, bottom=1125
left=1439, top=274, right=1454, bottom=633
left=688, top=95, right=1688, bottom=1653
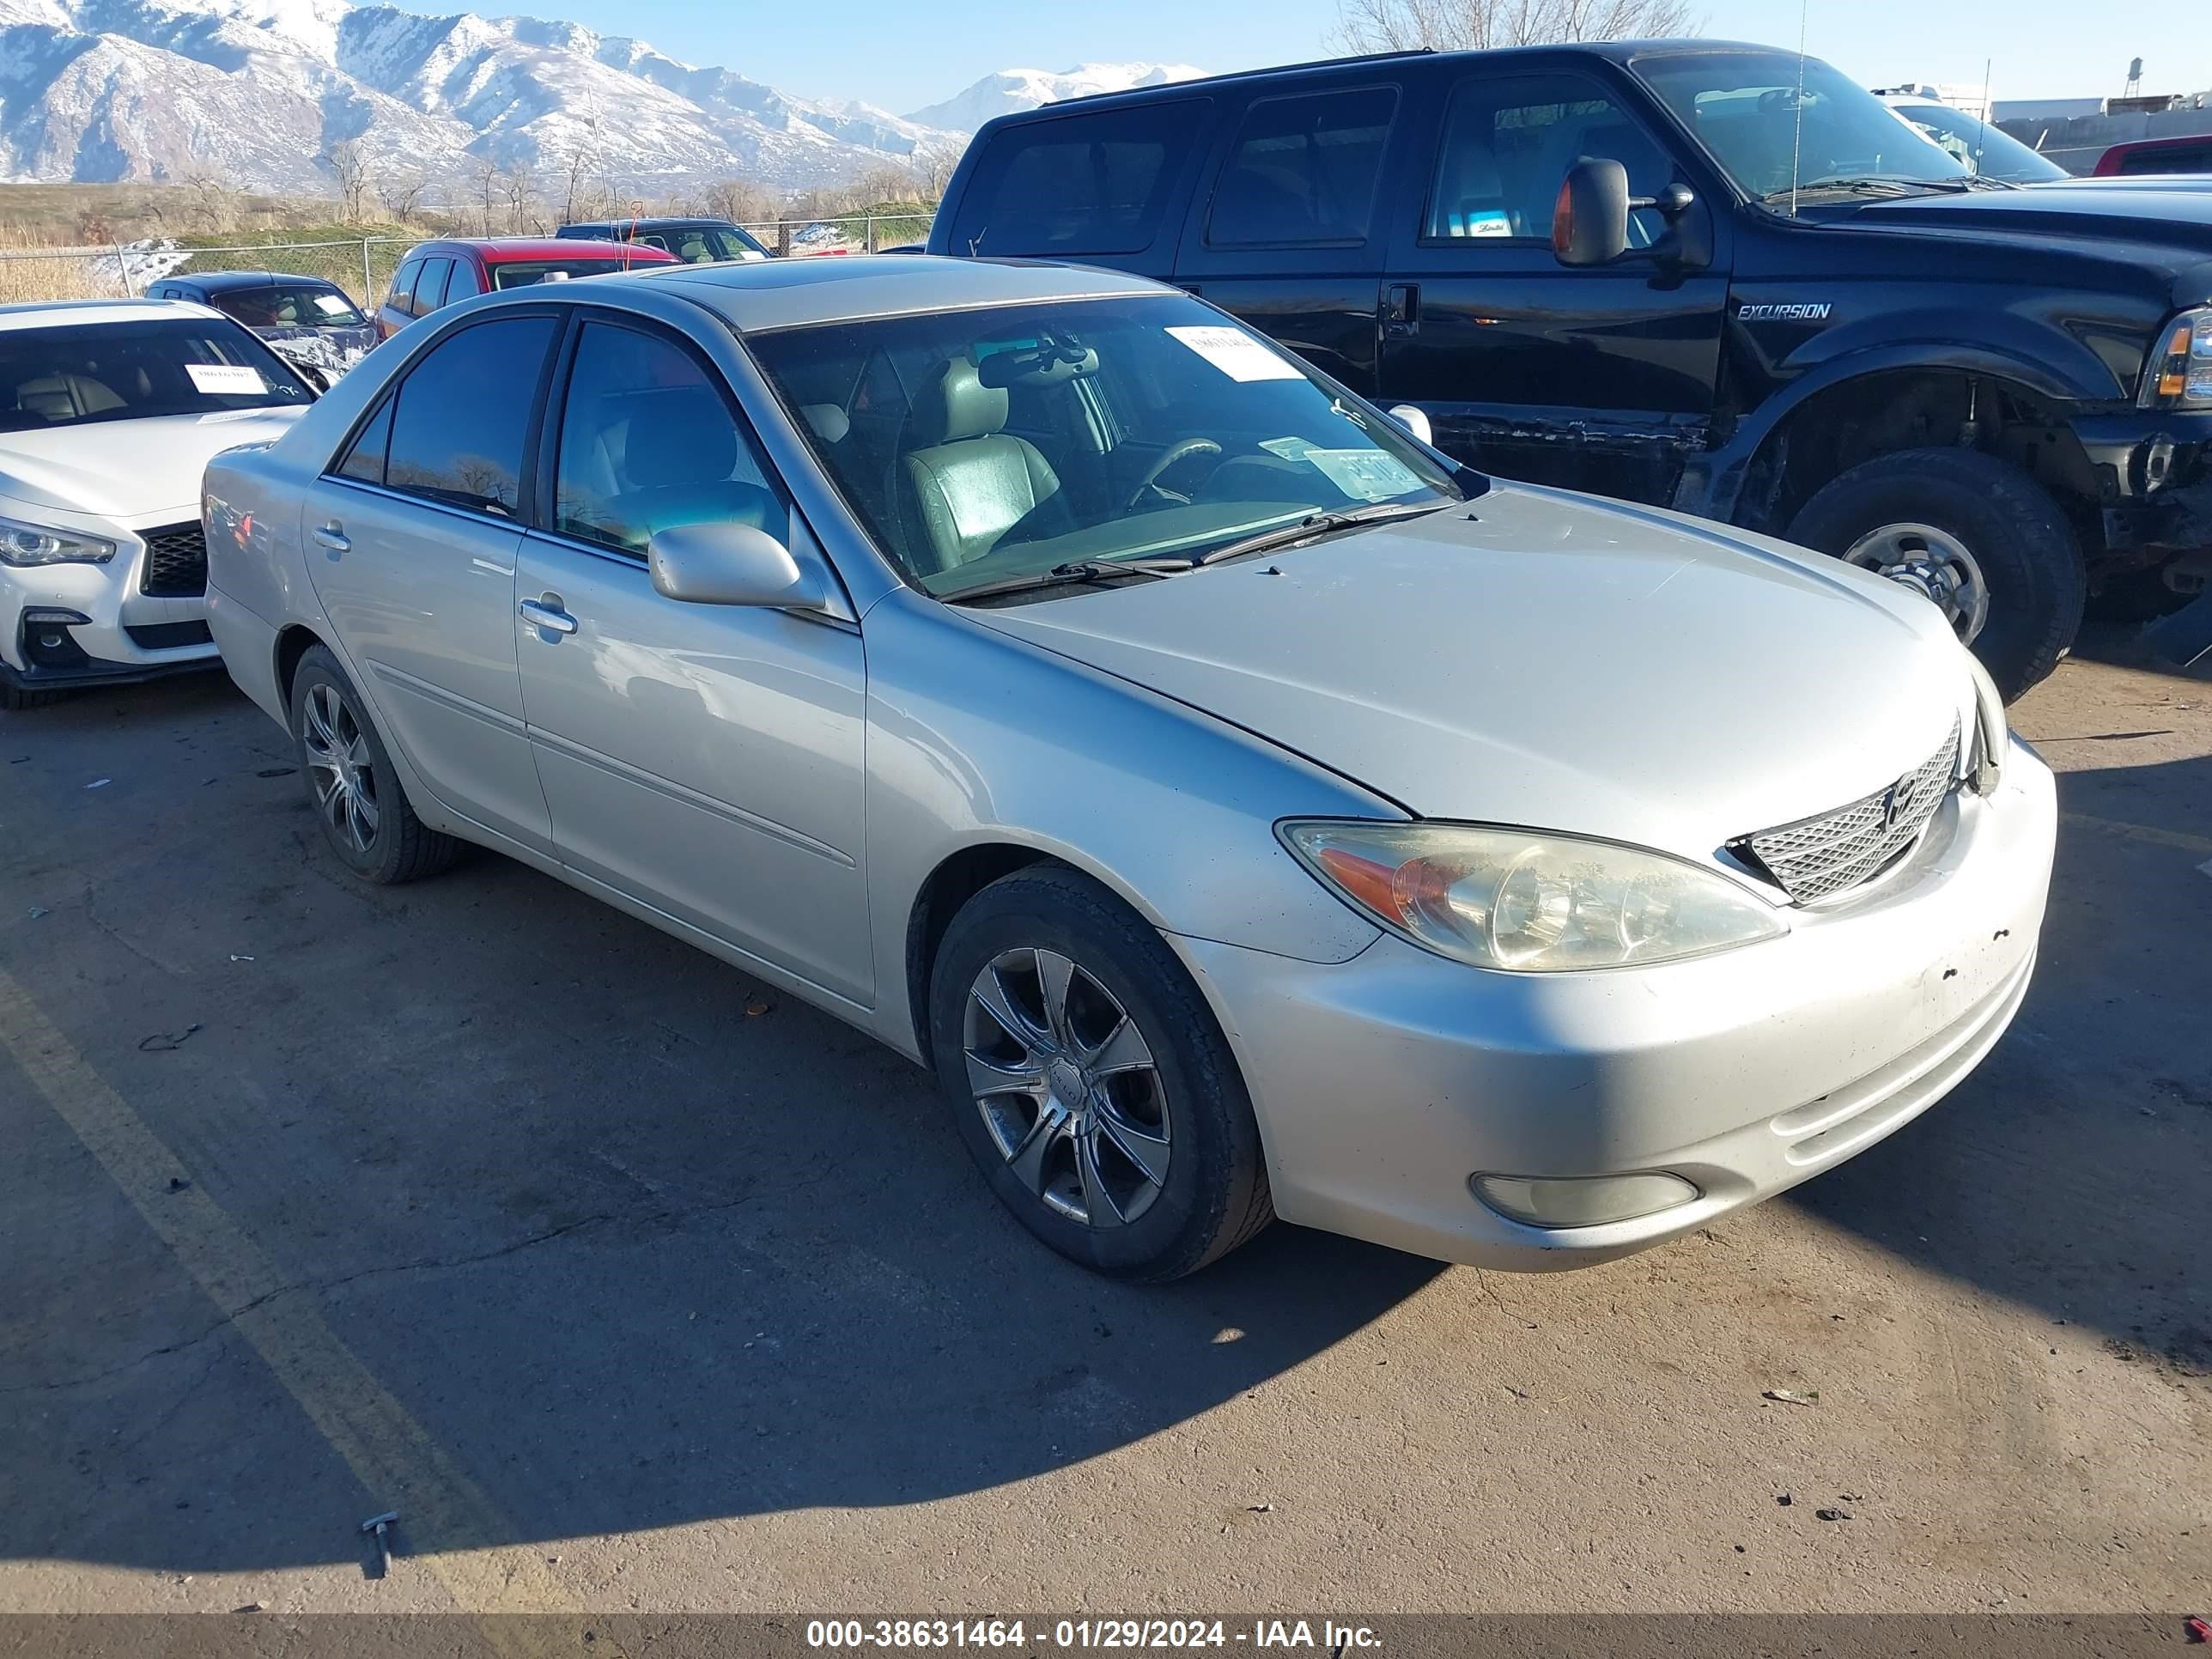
left=1, top=630, right=2205, bottom=1624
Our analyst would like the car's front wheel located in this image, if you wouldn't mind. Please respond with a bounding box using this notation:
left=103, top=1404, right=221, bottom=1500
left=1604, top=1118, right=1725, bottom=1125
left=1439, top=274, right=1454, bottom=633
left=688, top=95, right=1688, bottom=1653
left=1786, top=447, right=2086, bottom=702
left=928, top=865, right=1273, bottom=1281
left=289, top=645, right=460, bottom=884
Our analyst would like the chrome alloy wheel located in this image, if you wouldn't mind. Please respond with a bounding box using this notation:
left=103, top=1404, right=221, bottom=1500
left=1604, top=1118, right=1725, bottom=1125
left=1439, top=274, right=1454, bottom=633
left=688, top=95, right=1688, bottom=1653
left=301, top=682, right=380, bottom=854
left=1843, top=520, right=1991, bottom=645
left=963, top=946, right=1171, bottom=1229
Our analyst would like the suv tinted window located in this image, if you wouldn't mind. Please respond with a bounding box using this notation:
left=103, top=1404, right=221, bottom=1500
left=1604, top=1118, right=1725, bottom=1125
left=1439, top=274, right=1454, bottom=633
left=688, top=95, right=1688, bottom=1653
left=950, top=100, right=1206, bottom=257
left=1423, top=72, right=1670, bottom=244
left=2120, top=145, right=2208, bottom=174
left=1207, top=87, right=1397, bottom=246
left=552, top=321, right=787, bottom=556
left=381, top=316, right=556, bottom=516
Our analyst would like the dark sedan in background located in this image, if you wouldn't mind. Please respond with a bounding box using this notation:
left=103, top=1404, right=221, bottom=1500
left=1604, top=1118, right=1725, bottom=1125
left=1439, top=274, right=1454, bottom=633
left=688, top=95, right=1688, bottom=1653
left=145, top=270, right=378, bottom=387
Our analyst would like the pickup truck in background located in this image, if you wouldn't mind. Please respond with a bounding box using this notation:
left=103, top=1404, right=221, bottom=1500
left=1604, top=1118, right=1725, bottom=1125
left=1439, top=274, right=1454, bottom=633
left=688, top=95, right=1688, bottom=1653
left=927, top=40, right=2212, bottom=699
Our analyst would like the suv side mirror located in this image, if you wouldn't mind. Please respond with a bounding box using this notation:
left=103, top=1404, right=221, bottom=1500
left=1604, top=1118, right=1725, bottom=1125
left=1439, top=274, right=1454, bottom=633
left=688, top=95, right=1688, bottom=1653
left=647, top=521, right=827, bottom=611
left=1553, top=159, right=1632, bottom=266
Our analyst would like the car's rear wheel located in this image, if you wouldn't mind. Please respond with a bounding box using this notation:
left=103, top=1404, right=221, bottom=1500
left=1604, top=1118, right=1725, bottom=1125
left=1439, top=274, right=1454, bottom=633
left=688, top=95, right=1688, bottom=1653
left=928, top=865, right=1272, bottom=1281
left=1786, top=447, right=2086, bottom=702
left=289, top=645, right=460, bottom=884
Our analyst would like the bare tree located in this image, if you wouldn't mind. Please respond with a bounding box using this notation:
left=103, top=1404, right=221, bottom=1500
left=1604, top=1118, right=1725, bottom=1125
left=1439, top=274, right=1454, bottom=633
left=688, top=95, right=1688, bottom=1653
left=383, top=168, right=429, bottom=223
left=468, top=155, right=501, bottom=235
left=909, top=137, right=967, bottom=204
left=322, top=139, right=374, bottom=220
left=497, top=158, right=535, bottom=232
left=1334, top=0, right=1699, bottom=52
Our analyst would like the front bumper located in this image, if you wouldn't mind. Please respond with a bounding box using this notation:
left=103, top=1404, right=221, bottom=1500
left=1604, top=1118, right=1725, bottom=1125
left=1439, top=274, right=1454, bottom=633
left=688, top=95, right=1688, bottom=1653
left=0, top=514, right=217, bottom=690
left=2073, top=408, right=2212, bottom=566
left=1176, top=738, right=2057, bottom=1271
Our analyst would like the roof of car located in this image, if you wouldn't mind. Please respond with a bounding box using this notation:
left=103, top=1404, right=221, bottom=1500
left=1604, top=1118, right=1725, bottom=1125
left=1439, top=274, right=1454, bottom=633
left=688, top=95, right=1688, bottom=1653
left=0, top=297, right=216, bottom=332
left=636, top=252, right=1169, bottom=332
left=994, top=38, right=1770, bottom=116
left=562, top=217, right=739, bottom=232
left=407, top=236, right=679, bottom=264
left=157, top=270, right=348, bottom=294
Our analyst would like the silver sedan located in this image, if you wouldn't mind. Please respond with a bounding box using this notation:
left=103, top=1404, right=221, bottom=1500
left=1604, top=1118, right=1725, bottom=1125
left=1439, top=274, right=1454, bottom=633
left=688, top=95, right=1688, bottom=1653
left=203, top=257, right=2057, bottom=1280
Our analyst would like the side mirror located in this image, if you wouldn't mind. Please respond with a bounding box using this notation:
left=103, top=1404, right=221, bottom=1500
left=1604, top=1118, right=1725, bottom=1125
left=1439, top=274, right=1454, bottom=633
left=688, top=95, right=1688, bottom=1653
left=1553, top=158, right=1632, bottom=267
left=1385, top=404, right=1434, bottom=447
left=647, top=521, right=826, bottom=611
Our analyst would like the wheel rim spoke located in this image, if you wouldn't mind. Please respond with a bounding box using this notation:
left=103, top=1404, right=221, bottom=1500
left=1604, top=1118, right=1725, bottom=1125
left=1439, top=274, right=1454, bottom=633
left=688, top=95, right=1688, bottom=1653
left=1005, top=1106, right=1063, bottom=1196
left=1095, top=1109, right=1171, bottom=1188
left=1073, top=1132, right=1125, bottom=1229
left=1081, top=1014, right=1152, bottom=1077
left=964, top=1048, right=1046, bottom=1100
left=1032, top=949, right=1077, bottom=1048
left=970, top=963, right=1044, bottom=1048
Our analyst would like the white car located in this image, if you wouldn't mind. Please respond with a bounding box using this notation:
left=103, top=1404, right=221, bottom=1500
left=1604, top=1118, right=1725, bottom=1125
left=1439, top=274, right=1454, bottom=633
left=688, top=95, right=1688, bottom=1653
left=0, top=299, right=313, bottom=709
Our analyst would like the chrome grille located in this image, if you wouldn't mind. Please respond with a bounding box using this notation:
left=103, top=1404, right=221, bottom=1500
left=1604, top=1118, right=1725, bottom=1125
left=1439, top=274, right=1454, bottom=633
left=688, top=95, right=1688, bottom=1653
left=139, top=522, right=207, bottom=598
left=1733, top=718, right=1961, bottom=902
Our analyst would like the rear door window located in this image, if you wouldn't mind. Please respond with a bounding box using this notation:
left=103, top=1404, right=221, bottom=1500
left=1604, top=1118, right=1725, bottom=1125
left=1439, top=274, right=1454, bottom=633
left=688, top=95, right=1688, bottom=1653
left=380, top=315, right=557, bottom=516
left=1206, top=88, right=1398, bottom=247
left=411, top=258, right=453, bottom=316
left=443, top=259, right=483, bottom=302
left=949, top=100, right=1206, bottom=257
left=386, top=258, right=422, bottom=315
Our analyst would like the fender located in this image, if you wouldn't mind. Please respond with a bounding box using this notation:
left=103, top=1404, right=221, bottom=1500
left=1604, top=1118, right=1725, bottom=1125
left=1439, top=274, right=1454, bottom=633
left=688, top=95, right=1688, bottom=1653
left=1677, top=331, right=2119, bottom=527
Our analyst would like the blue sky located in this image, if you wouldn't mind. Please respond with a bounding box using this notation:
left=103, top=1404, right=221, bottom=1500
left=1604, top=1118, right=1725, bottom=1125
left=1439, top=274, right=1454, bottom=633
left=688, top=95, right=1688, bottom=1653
left=530, top=0, right=2206, bottom=116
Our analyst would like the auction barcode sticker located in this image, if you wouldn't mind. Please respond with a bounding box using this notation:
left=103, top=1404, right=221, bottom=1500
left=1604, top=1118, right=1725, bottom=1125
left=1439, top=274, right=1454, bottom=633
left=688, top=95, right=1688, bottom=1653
left=187, top=362, right=267, bottom=395
left=1164, top=325, right=1303, bottom=382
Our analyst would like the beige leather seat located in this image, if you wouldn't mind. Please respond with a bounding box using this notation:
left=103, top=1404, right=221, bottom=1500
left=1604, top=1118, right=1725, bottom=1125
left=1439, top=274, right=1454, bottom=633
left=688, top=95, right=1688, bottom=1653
left=901, top=359, right=1068, bottom=572
left=13, top=372, right=124, bottom=422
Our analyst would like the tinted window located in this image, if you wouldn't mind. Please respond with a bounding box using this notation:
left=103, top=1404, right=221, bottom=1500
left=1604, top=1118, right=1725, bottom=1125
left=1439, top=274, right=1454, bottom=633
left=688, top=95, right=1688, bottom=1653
left=1424, top=73, right=1671, bottom=245
left=553, top=322, right=785, bottom=556
left=444, top=259, right=483, bottom=301
left=490, top=257, right=656, bottom=289
left=1206, top=88, right=1397, bottom=246
left=215, top=283, right=369, bottom=329
left=387, top=258, right=422, bottom=315
left=411, top=258, right=453, bottom=316
left=950, top=100, right=1205, bottom=257
left=0, top=318, right=313, bottom=433
left=2121, top=146, right=2209, bottom=174
left=335, top=397, right=393, bottom=483
left=382, top=316, right=556, bottom=517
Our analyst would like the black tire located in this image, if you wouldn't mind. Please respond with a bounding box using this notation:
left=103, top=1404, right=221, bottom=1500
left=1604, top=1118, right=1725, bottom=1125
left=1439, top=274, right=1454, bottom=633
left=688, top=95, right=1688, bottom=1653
left=1, top=684, right=64, bottom=711
left=1786, top=447, right=2086, bottom=702
left=2086, top=565, right=2193, bottom=624
left=289, top=645, right=461, bottom=884
left=928, top=865, right=1273, bottom=1281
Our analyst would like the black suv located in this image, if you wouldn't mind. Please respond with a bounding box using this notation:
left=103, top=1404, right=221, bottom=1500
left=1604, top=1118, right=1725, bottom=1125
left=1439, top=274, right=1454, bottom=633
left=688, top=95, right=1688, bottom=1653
left=927, top=41, right=2212, bottom=698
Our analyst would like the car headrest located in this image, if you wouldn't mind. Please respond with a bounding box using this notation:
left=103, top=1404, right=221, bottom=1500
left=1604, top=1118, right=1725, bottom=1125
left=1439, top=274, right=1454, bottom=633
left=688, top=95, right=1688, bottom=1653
left=624, top=389, right=738, bottom=489
left=911, top=357, right=1006, bottom=446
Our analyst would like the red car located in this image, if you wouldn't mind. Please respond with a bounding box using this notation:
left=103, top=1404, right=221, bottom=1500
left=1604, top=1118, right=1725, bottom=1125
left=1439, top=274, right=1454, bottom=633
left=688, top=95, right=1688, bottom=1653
left=2092, top=133, right=2212, bottom=177
left=374, top=237, right=679, bottom=339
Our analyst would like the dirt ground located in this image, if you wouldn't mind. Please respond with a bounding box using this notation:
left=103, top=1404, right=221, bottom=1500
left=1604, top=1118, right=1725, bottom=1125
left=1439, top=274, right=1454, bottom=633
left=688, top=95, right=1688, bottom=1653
left=0, top=628, right=2204, bottom=1626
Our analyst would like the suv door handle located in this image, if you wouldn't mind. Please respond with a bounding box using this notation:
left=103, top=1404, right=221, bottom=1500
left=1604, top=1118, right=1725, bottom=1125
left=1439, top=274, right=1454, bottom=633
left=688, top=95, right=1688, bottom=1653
left=312, top=521, right=349, bottom=554
left=1383, top=283, right=1420, bottom=337
left=518, top=597, right=578, bottom=638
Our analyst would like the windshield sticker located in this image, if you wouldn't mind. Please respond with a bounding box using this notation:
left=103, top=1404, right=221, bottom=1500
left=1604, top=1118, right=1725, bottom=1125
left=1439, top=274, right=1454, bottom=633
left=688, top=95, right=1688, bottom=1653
left=1306, top=449, right=1423, bottom=502
left=186, top=362, right=266, bottom=395
left=1165, top=325, right=1303, bottom=382
left=310, top=293, right=353, bottom=316
left=1258, top=435, right=1319, bottom=461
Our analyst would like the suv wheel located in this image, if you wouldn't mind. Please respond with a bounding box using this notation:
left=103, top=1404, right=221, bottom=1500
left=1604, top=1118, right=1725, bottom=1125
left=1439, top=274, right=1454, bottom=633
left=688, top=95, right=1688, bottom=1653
left=1786, top=447, right=2085, bottom=701
left=928, top=865, right=1273, bottom=1281
left=289, top=645, right=460, bottom=884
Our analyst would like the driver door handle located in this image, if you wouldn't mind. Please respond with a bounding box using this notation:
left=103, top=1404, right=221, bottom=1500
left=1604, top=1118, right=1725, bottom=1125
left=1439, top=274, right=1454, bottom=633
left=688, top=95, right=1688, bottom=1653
left=518, top=597, right=577, bottom=637
left=312, top=521, right=349, bottom=554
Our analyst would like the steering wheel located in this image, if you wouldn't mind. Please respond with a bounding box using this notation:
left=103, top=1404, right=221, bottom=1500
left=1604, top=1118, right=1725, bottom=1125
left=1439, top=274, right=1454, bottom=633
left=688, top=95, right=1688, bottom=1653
left=1123, top=437, right=1223, bottom=510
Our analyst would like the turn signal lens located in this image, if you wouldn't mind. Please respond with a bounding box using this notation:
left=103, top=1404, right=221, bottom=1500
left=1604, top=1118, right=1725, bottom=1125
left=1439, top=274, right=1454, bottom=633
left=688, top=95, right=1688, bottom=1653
left=2143, top=308, right=2212, bottom=408
left=1280, top=821, right=1786, bottom=973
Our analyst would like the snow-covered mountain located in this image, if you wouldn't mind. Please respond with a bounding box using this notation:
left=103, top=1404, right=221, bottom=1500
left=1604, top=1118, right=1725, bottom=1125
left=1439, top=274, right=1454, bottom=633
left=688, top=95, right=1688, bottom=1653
left=905, top=62, right=1206, bottom=135
left=0, top=0, right=975, bottom=193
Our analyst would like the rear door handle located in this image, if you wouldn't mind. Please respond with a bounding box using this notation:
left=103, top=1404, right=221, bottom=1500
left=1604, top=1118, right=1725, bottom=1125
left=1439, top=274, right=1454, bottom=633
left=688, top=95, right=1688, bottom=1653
left=312, top=521, right=349, bottom=554
left=518, top=597, right=578, bottom=637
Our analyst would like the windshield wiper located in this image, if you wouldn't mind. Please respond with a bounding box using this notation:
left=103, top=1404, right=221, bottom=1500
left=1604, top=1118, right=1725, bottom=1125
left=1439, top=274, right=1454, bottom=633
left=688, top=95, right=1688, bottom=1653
left=942, top=556, right=1189, bottom=605
left=1188, top=499, right=1455, bottom=569
left=1759, top=175, right=1969, bottom=204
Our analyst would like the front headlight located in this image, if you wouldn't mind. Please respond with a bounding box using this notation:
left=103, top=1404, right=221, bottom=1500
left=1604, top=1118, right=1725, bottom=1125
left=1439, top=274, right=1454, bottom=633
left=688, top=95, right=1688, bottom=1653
left=0, top=515, right=116, bottom=568
left=1279, top=821, right=1786, bottom=973
left=2141, top=307, right=2212, bottom=410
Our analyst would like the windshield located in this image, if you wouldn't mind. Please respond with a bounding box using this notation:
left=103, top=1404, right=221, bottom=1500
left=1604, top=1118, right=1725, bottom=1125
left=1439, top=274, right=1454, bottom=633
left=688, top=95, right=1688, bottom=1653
left=1635, top=50, right=1972, bottom=207
left=214, top=283, right=369, bottom=330
left=0, top=317, right=313, bottom=432
left=491, top=258, right=656, bottom=289
left=1887, top=102, right=2067, bottom=183
left=747, top=295, right=1466, bottom=599
left=636, top=224, right=769, bottom=263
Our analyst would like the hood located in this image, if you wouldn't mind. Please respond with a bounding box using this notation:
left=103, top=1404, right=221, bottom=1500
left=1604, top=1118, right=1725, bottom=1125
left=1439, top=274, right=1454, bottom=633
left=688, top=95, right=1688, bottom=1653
left=0, top=408, right=307, bottom=519
left=966, top=485, right=1974, bottom=865
left=1853, top=184, right=2212, bottom=301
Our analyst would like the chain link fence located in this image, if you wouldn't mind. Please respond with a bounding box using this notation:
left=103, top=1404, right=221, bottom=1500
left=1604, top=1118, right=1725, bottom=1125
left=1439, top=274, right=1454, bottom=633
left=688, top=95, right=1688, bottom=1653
left=0, top=210, right=938, bottom=308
